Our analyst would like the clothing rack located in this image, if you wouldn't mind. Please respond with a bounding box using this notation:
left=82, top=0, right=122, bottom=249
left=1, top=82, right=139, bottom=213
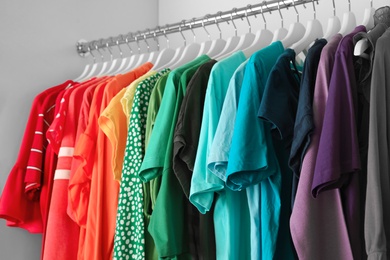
left=76, top=0, right=319, bottom=55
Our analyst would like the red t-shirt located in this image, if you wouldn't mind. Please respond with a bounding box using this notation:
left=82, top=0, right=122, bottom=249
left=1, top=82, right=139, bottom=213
left=0, top=81, right=73, bottom=233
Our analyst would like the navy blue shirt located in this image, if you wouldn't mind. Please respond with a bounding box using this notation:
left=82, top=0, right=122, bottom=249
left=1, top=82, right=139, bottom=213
left=289, top=39, right=327, bottom=203
left=258, top=48, right=301, bottom=260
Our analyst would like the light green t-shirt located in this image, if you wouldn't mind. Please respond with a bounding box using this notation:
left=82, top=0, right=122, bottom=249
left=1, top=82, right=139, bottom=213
left=143, top=71, right=170, bottom=260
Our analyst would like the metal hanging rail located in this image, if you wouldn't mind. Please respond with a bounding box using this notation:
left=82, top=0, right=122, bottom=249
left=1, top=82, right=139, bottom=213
left=76, top=0, right=318, bottom=55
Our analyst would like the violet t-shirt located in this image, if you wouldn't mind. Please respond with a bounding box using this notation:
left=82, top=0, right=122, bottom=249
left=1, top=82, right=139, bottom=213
left=290, top=34, right=354, bottom=260
left=313, top=25, right=366, bottom=260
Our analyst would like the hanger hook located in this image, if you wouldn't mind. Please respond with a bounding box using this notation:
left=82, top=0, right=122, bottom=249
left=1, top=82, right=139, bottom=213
left=134, top=32, right=141, bottom=54
left=229, top=9, right=237, bottom=37
left=95, top=40, right=104, bottom=61
left=87, top=45, right=96, bottom=64
left=106, top=38, right=113, bottom=61
left=247, top=4, right=257, bottom=19
left=179, top=20, right=187, bottom=46
left=234, top=8, right=242, bottom=22
left=93, top=41, right=103, bottom=61
left=202, top=15, right=211, bottom=40
left=260, top=1, right=267, bottom=30
left=332, top=0, right=336, bottom=16
left=262, top=1, right=272, bottom=14
left=190, top=18, right=196, bottom=43
left=244, top=6, right=251, bottom=33
left=152, top=28, right=159, bottom=51
left=143, top=31, right=150, bottom=53
left=292, top=0, right=299, bottom=22
left=125, top=34, right=133, bottom=55
left=278, top=1, right=284, bottom=28
left=215, top=12, right=222, bottom=39
left=163, top=25, right=170, bottom=48
left=312, top=0, right=316, bottom=19
left=116, top=35, right=123, bottom=59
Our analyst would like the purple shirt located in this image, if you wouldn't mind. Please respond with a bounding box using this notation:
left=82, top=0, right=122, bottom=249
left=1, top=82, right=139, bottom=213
left=313, top=26, right=366, bottom=260
left=290, top=34, right=353, bottom=260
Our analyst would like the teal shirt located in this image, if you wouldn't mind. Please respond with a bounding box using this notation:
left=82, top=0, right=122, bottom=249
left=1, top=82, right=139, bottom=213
left=189, top=51, right=251, bottom=260
left=226, top=42, right=286, bottom=259
left=189, top=51, right=247, bottom=213
left=207, top=60, right=248, bottom=181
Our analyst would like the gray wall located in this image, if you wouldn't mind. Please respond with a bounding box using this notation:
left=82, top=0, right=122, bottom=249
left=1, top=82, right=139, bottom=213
left=1, top=0, right=388, bottom=259
left=0, top=0, right=157, bottom=259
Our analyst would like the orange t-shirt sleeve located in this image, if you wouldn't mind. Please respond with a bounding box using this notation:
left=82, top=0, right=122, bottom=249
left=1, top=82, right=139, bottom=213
left=98, top=88, right=128, bottom=181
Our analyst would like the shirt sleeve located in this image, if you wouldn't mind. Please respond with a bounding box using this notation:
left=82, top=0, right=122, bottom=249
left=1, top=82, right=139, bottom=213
left=139, top=73, right=178, bottom=182
left=0, top=94, right=44, bottom=233
left=312, top=43, right=361, bottom=196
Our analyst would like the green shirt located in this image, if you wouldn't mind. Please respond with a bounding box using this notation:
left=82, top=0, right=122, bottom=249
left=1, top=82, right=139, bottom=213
left=113, top=68, right=170, bottom=260
left=144, top=71, right=170, bottom=260
left=140, top=55, right=210, bottom=259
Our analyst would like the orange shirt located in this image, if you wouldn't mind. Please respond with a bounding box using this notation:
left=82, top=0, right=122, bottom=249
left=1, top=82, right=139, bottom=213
left=73, top=62, right=152, bottom=260
left=70, top=79, right=111, bottom=260
left=43, top=77, right=105, bottom=260
left=98, top=88, right=127, bottom=182
left=67, top=77, right=111, bottom=222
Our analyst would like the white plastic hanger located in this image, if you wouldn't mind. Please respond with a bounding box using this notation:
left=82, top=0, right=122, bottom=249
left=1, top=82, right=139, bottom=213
left=361, top=0, right=375, bottom=30
left=338, top=0, right=356, bottom=36
left=112, top=36, right=132, bottom=75
left=323, top=0, right=341, bottom=40
left=155, top=23, right=187, bottom=70
left=165, top=20, right=201, bottom=69
left=242, top=3, right=273, bottom=58
left=195, top=17, right=212, bottom=56
left=94, top=41, right=115, bottom=77
left=281, top=0, right=306, bottom=49
left=272, top=1, right=288, bottom=42
left=81, top=41, right=107, bottom=81
left=74, top=45, right=94, bottom=82
left=119, top=33, right=142, bottom=73
left=218, top=8, right=256, bottom=60
left=104, top=37, right=126, bottom=75
left=114, top=35, right=134, bottom=75
left=290, top=0, right=323, bottom=56
left=206, top=15, right=227, bottom=57
left=152, top=27, right=176, bottom=71
left=213, top=11, right=242, bottom=59
left=354, top=0, right=376, bottom=57
left=129, top=32, right=152, bottom=70
left=147, top=30, right=160, bottom=64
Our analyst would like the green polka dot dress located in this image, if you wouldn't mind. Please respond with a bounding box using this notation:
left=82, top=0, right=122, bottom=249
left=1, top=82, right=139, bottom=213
left=114, top=69, right=170, bottom=260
